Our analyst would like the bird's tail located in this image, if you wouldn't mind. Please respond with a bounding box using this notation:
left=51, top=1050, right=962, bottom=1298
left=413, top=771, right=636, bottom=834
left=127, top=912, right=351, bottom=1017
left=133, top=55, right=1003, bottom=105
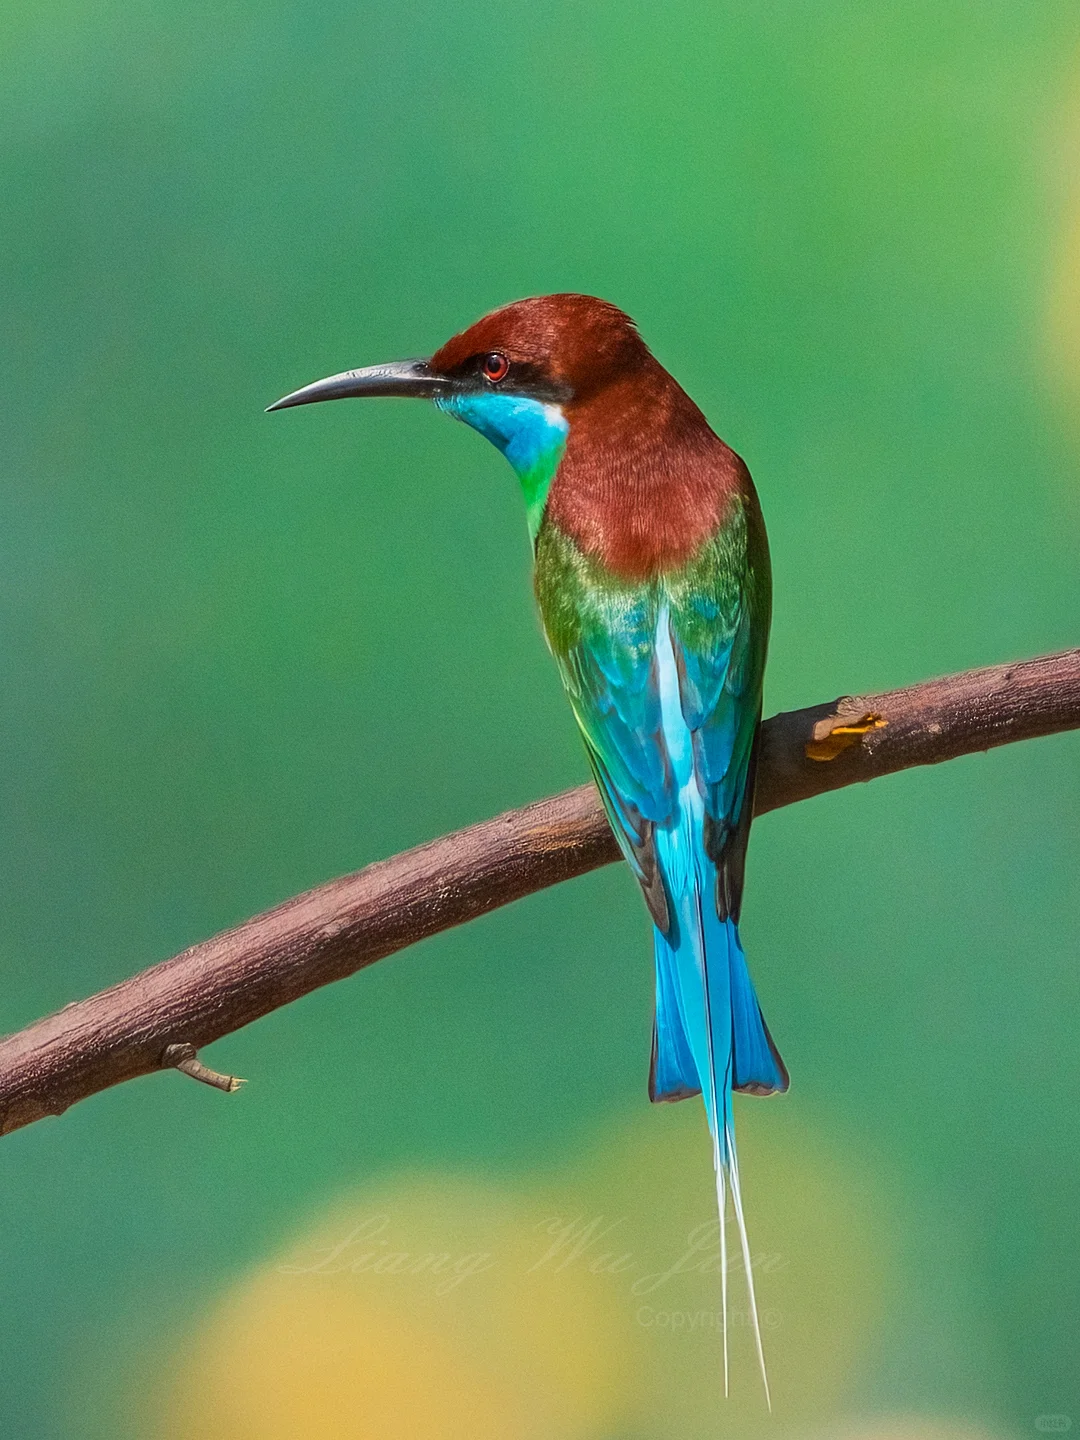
left=650, top=864, right=787, bottom=1403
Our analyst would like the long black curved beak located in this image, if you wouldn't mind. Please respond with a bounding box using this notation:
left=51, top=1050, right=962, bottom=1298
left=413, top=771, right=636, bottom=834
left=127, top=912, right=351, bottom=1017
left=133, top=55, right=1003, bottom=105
left=266, top=358, right=454, bottom=412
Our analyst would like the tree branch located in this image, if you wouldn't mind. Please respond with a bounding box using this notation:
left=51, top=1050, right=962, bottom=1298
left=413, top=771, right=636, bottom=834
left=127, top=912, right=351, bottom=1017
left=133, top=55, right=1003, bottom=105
left=1, top=647, right=1077, bottom=1138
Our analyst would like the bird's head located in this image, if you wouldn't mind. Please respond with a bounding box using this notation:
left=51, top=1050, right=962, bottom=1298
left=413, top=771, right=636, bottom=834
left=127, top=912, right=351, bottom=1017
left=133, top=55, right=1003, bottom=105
left=268, top=294, right=653, bottom=535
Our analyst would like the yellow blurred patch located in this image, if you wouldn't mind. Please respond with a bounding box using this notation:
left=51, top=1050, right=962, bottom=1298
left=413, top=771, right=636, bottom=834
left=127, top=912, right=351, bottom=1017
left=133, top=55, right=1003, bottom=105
left=149, top=1103, right=898, bottom=1439
left=152, top=1178, right=635, bottom=1440
left=156, top=1273, right=512, bottom=1440
left=1044, top=73, right=1080, bottom=424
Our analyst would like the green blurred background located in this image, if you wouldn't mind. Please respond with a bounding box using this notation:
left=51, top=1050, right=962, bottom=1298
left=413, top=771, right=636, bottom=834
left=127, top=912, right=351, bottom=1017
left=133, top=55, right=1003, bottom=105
left=2, top=2, right=1080, bottom=1436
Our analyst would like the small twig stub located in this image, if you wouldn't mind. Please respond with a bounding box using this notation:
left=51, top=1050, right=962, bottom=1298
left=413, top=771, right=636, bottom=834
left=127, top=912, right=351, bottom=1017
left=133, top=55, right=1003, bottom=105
left=162, top=1043, right=245, bottom=1094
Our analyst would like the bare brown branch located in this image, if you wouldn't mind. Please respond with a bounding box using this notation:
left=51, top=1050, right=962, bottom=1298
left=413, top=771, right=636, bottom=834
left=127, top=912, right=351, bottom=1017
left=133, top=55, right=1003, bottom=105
left=1, top=647, right=1077, bottom=1138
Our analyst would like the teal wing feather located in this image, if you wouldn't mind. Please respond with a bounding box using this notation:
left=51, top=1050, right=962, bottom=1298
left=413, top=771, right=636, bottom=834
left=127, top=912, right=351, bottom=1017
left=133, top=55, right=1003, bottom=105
left=562, top=587, right=676, bottom=933
left=534, top=528, right=675, bottom=932
left=666, top=519, right=769, bottom=921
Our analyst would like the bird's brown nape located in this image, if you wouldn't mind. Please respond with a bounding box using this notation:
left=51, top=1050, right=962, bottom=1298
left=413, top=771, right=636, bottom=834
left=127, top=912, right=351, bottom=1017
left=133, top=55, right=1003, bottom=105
left=545, top=389, right=750, bottom=581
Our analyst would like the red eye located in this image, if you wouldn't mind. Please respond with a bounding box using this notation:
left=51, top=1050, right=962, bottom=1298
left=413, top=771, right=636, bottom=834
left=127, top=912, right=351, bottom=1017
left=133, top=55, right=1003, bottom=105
left=482, top=352, right=510, bottom=383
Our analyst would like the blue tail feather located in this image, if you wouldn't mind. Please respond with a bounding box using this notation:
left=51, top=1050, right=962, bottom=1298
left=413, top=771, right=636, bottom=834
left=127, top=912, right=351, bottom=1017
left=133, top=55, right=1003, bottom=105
left=651, top=909, right=786, bottom=1118
left=707, top=907, right=789, bottom=1098
left=651, top=926, right=701, bottom=1101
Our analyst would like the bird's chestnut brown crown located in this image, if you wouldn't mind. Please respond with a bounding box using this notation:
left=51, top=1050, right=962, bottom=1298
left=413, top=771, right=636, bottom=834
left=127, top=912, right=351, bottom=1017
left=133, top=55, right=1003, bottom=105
left=429, top=293, right=652, bottom=405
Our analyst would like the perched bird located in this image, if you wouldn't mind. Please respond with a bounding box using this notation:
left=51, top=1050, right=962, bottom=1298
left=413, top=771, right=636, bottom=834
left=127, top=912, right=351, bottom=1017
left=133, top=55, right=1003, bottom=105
left=269, top=294, right=789, bottom=1397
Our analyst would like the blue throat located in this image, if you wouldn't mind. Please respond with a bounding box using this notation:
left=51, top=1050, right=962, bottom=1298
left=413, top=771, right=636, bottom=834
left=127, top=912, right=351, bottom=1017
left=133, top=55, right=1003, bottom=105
left=436, top=391, right=569, bottom=539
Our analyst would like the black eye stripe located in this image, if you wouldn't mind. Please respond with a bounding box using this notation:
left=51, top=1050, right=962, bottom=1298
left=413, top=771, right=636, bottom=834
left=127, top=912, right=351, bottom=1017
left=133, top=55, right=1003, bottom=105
left=450, top=354, right=572, bottom=403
